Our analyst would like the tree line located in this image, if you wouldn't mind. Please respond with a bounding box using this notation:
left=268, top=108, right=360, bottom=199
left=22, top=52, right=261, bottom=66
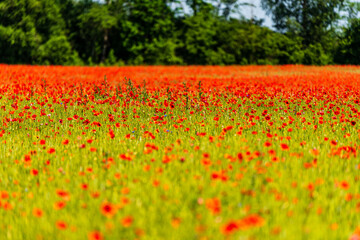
left=0, top=0, right=359, bottom=66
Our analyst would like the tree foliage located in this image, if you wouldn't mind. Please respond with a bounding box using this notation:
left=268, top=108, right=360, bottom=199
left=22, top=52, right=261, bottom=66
left=0, top=0, right=359, bottom=65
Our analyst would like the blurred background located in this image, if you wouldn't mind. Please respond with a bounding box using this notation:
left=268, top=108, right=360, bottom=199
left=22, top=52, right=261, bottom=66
left=0, top=0, right=359, bottom=66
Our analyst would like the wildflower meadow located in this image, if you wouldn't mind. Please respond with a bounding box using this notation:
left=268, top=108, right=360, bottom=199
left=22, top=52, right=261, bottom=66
left=1, top=65, right=360, bottom=240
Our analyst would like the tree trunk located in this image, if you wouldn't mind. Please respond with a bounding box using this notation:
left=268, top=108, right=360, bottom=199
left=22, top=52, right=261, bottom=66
left=301, top=0, right=309, bottom=45
left=101, top=28, right=109, bottom=63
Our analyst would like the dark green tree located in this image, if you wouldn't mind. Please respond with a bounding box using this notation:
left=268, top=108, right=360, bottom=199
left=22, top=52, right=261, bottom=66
left=116, top=0, right=181, bottom=64
left=0, top=0, right=79, bottom=64
left=78, top=3, right=117, bottom=63
left=261, top=0, right=345, bottom=46
left=177, top=4, right=221, bottom=64
left=336, top=19, right=360, bottom=64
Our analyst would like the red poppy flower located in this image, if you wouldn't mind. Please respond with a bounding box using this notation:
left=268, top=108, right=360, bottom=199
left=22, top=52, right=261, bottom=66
left=88, top=231, right=104, bottom=240
left=56, top=220, right=67, bottom=230
left=47, top=148, right=55, bottom=154
left=121, top=216, right=133, bottom=227
left=100, top=202, right=117, bottom=218
left=280, top=143, right=289, bottom=150
left=31, top=169, right=39, bottom=176
left=32, top=208, right=43, bottom=218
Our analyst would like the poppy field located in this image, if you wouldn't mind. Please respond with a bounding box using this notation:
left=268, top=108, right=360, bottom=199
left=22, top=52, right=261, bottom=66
left=1, top=65, right=360, bottom=240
